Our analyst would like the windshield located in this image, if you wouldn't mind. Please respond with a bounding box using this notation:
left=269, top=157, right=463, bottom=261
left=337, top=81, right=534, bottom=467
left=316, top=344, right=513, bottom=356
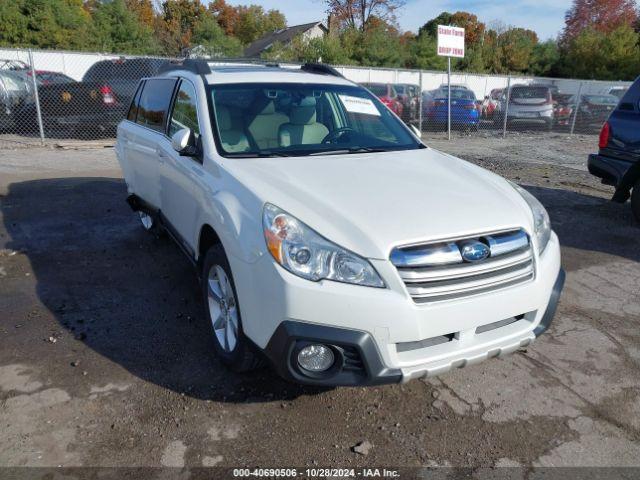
left=584, top=95, right=619, bottom=105
left=209, top=83, right=421, bottom=158
left=363, top=83, right=389, bottom=97
left=609, top=88, right=627, bottom=99
left=511, top=87, right=549, bottom=99
left=435, top=88, right=476, bottom=100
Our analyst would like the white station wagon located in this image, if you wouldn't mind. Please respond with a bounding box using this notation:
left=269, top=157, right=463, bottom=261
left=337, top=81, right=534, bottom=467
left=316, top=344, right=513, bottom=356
left=116, top=60, right=564, bottom=386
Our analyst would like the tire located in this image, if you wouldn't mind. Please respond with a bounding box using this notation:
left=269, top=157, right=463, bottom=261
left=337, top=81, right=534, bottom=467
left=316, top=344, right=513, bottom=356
left=201, top=244, right=261, bottom=372
left=631, top=180, right=640, bottom=223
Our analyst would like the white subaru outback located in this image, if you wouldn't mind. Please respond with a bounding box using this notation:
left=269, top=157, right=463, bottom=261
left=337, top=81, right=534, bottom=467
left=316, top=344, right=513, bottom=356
left=116, top=60, right=564, bottom=386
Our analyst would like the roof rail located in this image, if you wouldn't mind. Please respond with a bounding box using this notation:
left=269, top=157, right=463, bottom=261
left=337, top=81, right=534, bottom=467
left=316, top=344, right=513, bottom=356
left=300, top=63, right=344, bottom=78
left=158, top=59, right=212, bottom=76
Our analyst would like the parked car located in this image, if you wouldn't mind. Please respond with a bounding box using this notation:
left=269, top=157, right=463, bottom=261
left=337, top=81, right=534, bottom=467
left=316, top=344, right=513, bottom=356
left=552, top=93, right=574, bottom=129
left=425, top=88, right=480, bottom=130
left=481, top=88, right=503, bottom=120
left=0, top=70, right=34, bottom=132
left=530, top=83, right=559, bottom=96
left=573, top=94, right=618, bottom=132
left=0, top=59, right=30, bottom=71
left=115, top=60, right=564, bottom=386
left=32, top=57, right=169, bottom=136
left=496, top=85, right=554, bottom=131
left=420, top=90, right=435, bottom=120
left=603, top=86, right=628, bottom=100
left=361, top=82, right=404, bottom=118
left=21, top=70, right=75, bottom=86
left=437, top=83, right=472, bottom=93
left=588, top=75, right=640, bottom=221
left=394, top=83, right=420, bottom=121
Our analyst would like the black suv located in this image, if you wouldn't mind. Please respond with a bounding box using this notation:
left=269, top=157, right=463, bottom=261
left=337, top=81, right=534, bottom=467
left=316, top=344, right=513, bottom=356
left=33, top=57, right=169, bottom=136
left=588, top=75, right=640, bottom=221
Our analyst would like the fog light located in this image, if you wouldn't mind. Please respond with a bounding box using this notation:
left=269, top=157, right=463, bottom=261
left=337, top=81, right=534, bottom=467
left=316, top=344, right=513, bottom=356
left=297, top=344, right=334, bottom=372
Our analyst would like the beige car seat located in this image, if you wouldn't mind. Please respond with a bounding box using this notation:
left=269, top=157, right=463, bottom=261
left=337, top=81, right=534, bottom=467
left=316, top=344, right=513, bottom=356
left=278, top=98, right=329, bottom=148
left=217, top=105, right=249, bottom=153
left=246, top=100, right=289, bottom=150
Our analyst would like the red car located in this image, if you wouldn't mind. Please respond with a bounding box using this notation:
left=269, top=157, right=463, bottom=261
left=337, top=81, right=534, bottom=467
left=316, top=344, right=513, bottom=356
left=482, top=88, right=503, bottom=119
left=361, top=82, right=404, bottom=118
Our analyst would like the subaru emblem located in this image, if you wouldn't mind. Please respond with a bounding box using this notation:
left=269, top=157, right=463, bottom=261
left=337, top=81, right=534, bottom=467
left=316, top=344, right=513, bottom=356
left=459, top=241, right=490, bottom=262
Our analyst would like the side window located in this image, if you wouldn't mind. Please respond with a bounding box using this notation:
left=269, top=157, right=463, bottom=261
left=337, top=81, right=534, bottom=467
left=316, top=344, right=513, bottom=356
left=136, top=78, right=177, bottom=132
left=168, top=80, right=200, bottom=139
left=127, top=81, right=144, bottom=122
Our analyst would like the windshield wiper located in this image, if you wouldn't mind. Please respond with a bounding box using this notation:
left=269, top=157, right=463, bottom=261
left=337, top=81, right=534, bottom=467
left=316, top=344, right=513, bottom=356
left=224, top=151, right=291, bottom=158
left=308, top=146, right=390, bottom=156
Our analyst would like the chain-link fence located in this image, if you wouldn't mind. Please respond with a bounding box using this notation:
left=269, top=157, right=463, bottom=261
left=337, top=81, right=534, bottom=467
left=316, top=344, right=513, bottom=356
left=336, top=65, right=631, bottom=139
left=0, top=47, right=632, bottom=148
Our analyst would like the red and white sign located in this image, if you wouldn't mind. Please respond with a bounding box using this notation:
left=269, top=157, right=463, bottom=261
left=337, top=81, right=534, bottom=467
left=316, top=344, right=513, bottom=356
left=437, top=25, right=465, bottom=58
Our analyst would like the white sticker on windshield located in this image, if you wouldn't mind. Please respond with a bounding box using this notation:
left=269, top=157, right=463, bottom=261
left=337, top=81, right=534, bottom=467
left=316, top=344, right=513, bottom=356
left=338, top=94, right=381, bottom=116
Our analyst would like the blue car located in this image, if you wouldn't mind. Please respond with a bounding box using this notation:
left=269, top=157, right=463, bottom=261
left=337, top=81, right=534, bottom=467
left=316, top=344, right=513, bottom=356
left=588, top=75, right=640, bottom=221
left=424, top=88, right=480, bottom=130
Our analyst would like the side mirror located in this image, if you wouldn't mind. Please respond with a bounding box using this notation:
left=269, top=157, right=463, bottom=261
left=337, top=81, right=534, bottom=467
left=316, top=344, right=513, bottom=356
left=171, top=128, right=199, bottom=156
left=409, top=124, right=421, bottom=138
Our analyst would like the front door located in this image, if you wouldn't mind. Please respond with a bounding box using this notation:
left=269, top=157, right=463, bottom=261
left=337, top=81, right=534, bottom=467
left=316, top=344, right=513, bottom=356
left=159, top=79, right=205, bottom=255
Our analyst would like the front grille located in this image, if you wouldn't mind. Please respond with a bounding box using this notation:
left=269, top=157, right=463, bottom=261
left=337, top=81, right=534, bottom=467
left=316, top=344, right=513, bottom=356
left=390, top=229, right=534, bottom=303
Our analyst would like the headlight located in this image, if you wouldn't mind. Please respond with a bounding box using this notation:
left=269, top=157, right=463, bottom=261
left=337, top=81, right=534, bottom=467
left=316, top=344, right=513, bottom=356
left=262, top=203, right=385, bottom=288
left=510, top=182, right=551, bottom=253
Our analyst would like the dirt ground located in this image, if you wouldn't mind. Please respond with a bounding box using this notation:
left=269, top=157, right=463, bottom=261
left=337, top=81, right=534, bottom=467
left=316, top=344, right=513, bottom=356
left=0, top=134, right=639, bottom=475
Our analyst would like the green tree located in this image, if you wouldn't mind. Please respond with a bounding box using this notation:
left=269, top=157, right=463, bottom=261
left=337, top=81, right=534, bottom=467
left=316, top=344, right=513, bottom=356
left=418, top=12, right=452, bottom=37
left=529, top=40, right=560, bottom=76
left=90, top=0, right=158, bottom=53
left=496, top=28, right=538, bottom=73
left=15, top=0, right=91, bottom=50
left=234, top=5, right=285, bottom=44
left=406, top=32, right=447, bottom=70
left=560, top=24, right=640, bottom=80
left=0, top=0, right=29, bottom=46
left=159, top=0, right=206, bottom=54
left=191, top=12, right=242, bottom=57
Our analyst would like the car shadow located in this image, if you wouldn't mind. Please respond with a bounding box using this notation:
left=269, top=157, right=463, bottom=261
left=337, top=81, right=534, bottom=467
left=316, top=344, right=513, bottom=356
left=0, top=177, right=323, bottom=402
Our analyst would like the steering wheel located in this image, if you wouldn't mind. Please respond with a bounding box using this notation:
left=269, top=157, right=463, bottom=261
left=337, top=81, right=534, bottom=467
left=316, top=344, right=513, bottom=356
left=322, top=127, right=357, bottom=144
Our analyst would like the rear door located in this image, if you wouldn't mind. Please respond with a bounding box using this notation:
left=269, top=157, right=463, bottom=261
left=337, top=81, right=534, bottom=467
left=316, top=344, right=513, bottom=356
left=126, top=77, right=178, bottom=210
left=604, top=77, right=640, bottom=163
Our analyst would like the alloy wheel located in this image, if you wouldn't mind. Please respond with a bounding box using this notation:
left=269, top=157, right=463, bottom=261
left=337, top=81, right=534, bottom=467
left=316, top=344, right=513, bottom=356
left=207, top=264, right=239, bottom=353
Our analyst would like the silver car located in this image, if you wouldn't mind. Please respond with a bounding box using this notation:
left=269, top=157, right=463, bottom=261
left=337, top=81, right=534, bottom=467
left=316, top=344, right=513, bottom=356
left=496, top=85, right=554, bottom=131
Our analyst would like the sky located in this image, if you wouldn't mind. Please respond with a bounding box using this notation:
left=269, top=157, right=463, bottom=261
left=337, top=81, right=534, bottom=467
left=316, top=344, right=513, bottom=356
left=223, top=0, right=573, bottom=40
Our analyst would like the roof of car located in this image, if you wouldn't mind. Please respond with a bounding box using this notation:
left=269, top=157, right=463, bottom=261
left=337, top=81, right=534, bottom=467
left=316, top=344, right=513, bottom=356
left=163, top=61, right=356, bottom=87
left=203, top=65, right=347, bottom=85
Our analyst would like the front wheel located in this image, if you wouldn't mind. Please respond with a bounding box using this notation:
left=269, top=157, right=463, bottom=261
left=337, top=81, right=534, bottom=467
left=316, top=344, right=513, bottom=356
left=201, top=245, right=261, bottom=372
left=631, top=180, right=640, bottom=223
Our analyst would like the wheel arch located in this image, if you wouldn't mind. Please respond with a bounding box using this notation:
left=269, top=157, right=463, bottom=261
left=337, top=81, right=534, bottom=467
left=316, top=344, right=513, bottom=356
left=197, top=223, right=222, bottom=267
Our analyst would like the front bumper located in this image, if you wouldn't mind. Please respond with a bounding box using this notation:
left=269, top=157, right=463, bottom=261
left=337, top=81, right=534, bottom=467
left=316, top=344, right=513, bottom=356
left=235, top=233, right=563, bottom=386
left=261, top=268, right=565, bottom=386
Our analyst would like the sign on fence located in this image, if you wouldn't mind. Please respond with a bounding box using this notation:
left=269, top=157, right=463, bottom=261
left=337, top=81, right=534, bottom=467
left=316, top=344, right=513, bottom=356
left=437, top=25, right=465, bottom=58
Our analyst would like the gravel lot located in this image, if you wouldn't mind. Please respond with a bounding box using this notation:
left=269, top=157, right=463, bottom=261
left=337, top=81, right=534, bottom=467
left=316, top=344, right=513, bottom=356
left=0, top=134, right=639, bottom=473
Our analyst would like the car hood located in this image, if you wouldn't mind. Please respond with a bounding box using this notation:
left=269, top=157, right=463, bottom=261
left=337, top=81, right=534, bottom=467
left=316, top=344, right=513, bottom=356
left=225, top=148, right=534, bottom=260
